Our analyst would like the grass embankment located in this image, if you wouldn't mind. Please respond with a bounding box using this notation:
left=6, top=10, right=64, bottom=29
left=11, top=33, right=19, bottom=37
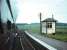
left=47, top=33, right=67, bottom=42
left=28, top=27, right=67, bottom=42
left=30, top=27, right=40, bottom=33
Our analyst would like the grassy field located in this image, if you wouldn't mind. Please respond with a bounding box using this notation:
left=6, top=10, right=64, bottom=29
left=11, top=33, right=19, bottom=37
left=30, top=26, right=67, bottom=42
left=29, top=26, right=67, bottom=42
left=47, top=33, right=67, bottom=42
left=17, top=23, right=67, bottom=42
left=28, top=25, right=67, bottom=42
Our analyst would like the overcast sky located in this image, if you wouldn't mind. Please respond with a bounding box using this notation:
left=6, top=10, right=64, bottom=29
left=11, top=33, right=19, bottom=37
left=16, top=0, right=67, bottom=24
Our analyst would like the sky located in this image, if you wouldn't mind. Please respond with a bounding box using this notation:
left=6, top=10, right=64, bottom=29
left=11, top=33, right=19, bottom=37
left=16, top=0, right=67, bottom=24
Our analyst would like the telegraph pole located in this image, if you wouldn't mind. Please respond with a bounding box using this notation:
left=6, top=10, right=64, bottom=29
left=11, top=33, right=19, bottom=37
left=40, top=13, right=42, bottom=34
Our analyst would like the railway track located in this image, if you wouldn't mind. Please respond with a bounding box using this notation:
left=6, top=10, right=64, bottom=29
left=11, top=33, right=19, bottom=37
left=0, top=31, right=48, bottom=50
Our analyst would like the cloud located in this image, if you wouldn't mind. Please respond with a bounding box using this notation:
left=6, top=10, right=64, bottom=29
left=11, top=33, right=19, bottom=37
left=16, top=0, right=67, bottom=23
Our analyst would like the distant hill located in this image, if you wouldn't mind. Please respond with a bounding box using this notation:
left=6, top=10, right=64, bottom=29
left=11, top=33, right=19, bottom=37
left=16, top=23, right=67, bottom=30
left=56, top=23, right=67, bottom=26
left=56, top=23, right=67, bottom=29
